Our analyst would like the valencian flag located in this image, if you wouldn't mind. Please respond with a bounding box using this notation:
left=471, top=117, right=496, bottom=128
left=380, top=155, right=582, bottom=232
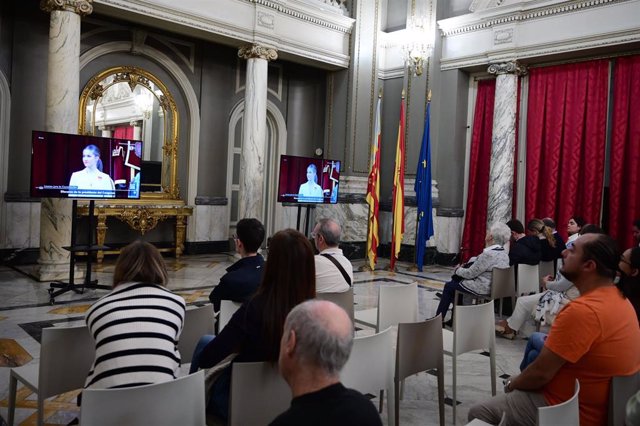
left=390, top=91, right=406, bottom=271
left=414, top=95, right=434, bottom=272
left=365, top=94, right=382, bottom=270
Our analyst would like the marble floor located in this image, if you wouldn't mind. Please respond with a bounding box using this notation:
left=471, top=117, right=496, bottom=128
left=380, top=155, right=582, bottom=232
left=0, top=254, right=538, bottom=425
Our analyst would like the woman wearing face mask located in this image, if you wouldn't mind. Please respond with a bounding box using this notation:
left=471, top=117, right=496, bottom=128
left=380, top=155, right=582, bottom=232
left=68, top=144, right=115, bottom=197
left=617, top=246, right=640, bottom=323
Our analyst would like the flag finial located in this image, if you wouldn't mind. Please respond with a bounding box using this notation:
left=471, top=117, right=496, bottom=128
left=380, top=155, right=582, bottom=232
left=401, top=89, right=406, bottom=98
left=378, top=88, right=383, bottom=98
left=428, top=90, right=432, bottom=101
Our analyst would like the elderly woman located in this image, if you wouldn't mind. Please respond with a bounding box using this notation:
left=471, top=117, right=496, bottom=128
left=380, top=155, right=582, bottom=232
left=435, top=222, right=511, bottom=325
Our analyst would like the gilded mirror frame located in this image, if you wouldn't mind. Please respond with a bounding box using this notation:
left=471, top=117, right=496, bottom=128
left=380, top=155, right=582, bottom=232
left=78, top=66, right=180, bottom=200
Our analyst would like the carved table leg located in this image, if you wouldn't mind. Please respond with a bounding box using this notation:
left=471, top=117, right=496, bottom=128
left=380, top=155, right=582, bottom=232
left=96, top=214, right=108, bottom=266
left=175, top=215, right=186, bottom=259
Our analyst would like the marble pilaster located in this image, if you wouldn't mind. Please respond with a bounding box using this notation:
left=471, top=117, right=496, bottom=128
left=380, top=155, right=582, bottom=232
left=486, top=61, right=527, bottom=226
left=36, top=0, right=92, bottom=281
left=237, top=44, right=278, bottom=221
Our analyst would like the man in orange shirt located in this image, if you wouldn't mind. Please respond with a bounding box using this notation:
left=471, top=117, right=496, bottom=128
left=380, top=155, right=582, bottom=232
left=469, top=233, right=640, bottom=426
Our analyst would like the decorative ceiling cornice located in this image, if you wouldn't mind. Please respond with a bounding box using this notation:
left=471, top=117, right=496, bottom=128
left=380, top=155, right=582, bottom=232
left=439, top=0, right=632, bottom=36
left=252, top=0, right=352, bottom=32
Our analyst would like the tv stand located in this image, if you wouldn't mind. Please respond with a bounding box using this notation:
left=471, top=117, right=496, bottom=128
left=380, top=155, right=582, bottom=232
left=48, top=200, right=111, bottom=304
left=296, top=203, right=315, bottom=236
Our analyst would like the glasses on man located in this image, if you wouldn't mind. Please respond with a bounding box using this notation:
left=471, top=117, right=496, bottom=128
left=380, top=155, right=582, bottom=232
left=620, top=256, right=632, bottom=267
left=310, top=232, right=317, bottom=239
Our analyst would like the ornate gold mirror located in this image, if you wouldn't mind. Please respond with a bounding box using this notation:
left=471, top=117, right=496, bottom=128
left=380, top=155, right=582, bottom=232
left=78, top=66, right=180, bottom=199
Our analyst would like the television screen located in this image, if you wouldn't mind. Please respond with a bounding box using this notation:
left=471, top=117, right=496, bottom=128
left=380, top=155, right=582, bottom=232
left=277, top=155, right=341, bottom=204
left=31, top=130, right=143, bottom=199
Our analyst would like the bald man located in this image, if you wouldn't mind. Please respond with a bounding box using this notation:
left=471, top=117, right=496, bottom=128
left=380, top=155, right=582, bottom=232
left=271, top=300, right=381, bottom=426
left=312, top=218, right=353, bottom=293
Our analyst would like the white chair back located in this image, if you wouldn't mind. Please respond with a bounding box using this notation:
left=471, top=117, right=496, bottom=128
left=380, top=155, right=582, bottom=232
left=342, top=327, right=395, bottom=425
left=8, top=325, right=95, bottom=426
left=396, top=318, right=445, bottom=426
left=229, top=362, right=291, bottom=426
left=219, top=300, right=242, bottom=331
left=316, top=288, right=355, bottom=324
left=443, top=301, right=496, bottom=424
left=538, top=379, right=580, bottom=425
left=378, top=283, right=418, bottom=331
left=517, top=264, right=540, bottom=296
left=609, top=371, right=640, bottom=426
left=490, top=266, right=516, bottom=317
left=178, top=304, right=215, bottom=363
left=80, top=371, right=206, bottom=426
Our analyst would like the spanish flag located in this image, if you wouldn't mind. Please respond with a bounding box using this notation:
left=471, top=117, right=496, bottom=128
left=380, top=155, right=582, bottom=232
left=390, top=91, right=406, bottom=271
left=366, top=94, right=382, bottom=270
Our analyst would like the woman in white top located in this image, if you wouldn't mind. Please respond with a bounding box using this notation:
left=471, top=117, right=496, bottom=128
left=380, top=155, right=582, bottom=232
left=297, top=164, right=323, bottom=202
left=565, top=215, right=585, bottom=247
left=68, top=144, right=115, bottom=197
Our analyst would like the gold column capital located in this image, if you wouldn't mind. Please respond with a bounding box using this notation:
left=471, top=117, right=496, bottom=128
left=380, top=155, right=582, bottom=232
left=238, top=44, right=278, bottom=61
left=488, top=61, right=528, bottom=76
left=40, top=0, right=93, bottom=16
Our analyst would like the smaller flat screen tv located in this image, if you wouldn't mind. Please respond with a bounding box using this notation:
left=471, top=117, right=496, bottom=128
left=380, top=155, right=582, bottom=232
left=277, top=155, right=341, bottom=204
left=31, top=130, right=143, bottom=200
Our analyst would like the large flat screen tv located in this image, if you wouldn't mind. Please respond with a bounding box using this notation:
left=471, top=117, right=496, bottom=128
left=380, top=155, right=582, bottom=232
left=277, top=155, right=341, bottom=204
left=31, top=130, right=143, bottom=199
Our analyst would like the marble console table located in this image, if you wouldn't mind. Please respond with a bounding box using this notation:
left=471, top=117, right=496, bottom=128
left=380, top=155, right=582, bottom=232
left=76, top=202, right=193, bottom=265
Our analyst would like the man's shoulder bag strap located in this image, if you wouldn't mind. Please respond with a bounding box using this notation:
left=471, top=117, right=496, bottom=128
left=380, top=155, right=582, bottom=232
left=320, top=253, right=352, bottom=287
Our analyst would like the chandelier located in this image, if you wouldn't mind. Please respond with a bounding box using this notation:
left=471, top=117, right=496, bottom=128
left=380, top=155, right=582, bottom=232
left=401, top=16, right=433, bottom=77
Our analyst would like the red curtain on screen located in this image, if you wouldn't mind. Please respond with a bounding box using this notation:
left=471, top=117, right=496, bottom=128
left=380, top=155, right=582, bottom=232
left=460, top=79, right=496, bottom=262
left=525, top=60, right=609, bottom=240
left=608, top=55, right=640, bottom=249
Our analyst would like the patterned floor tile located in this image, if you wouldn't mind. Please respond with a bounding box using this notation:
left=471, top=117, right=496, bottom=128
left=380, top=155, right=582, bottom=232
left=0, top=339, right=33, bottom=367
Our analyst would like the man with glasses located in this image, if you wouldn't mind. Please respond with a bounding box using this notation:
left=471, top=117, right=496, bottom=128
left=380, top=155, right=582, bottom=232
left=311, top=218, right=353, bottom=293
left=208, top=218, right=265, bottom=313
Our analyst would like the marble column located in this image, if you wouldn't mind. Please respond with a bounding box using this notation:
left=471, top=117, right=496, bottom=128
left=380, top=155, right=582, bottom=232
left=37, top=0, right=92, bottom=281
left=237, top=44, right=278, bottom=221
left=486, top=61, right=527, bottom=226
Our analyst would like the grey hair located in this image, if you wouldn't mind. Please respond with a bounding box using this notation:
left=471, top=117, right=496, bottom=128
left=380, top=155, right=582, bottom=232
left=283, top=300, right=353, bottom=376
left=316, top=218, right=341, bottom=247
left=489, top=222, right=511, bottom=246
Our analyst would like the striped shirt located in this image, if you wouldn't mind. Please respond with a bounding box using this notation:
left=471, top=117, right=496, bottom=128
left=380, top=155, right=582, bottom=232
left=84, top=282, right=186, bottom=389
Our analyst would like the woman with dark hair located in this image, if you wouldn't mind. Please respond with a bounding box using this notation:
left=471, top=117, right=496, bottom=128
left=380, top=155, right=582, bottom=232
left=84, top=240, right=186, bottom=389
left=190, top=229, right=316, bottom=420
left=566, top=215, right=585, bottom=247
left=617, top=246, right=640, bottom=323
left=68, top=144, right=115, bottom=197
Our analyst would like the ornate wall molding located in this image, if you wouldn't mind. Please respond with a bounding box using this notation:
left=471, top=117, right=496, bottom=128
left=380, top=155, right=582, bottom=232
left=94, top=0, right=353, bottom=68
left=238, top=44, right=278, bottom=61
left=41, top=0, right=93, bottom=15
left=488, top=61, right=528, bottom=75
left=438, top=0, right=640, bottom=70
left=439, top=0, right=632, bottom=37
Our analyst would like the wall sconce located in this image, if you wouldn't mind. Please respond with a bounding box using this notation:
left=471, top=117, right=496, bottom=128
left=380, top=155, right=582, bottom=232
left=401, top=16, right=433, bottom=77
left=135, top=92, right=153, bottom=119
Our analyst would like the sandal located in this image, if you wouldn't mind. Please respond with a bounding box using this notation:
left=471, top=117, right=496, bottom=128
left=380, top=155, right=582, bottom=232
left=495, top=322, right=516, bottom=340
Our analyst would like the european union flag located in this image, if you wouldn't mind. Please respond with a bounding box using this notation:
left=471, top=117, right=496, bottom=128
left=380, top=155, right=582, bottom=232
left=414, top=99, right=434, bottom=271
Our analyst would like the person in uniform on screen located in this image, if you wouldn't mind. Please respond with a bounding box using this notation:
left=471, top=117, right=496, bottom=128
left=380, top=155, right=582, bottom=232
left=68, top=144, right=115, bottom=197
left=298, top=163, right=323, bottom=202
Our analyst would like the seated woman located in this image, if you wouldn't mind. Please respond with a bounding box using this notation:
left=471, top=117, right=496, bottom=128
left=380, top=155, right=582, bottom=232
left=84, top=240, right=186, bottom=389
left=566, top=215, right=585, bottom=248
left=435, top=222, right=511, bottom=325
left=189, top=229, right=316, bottom=420
left=617, top=246, right=640, bottom=323
left=528, top=218, right=558, bottom=262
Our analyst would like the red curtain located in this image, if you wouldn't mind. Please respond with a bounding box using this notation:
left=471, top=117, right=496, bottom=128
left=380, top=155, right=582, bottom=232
left=608, top=55, right=640, bottom=249
left=460, top=79, right=495, bottom=262
left=525, top=60, right=609, bottom=240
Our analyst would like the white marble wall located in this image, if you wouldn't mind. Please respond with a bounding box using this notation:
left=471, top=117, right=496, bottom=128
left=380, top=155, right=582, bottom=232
left=316, top=203, right=370, bottom=242
left=434, top=215, right=463, bottom=254
left=193, top=205, right=230, bottom=241
left=2, top=203, right=41, bottom=249
left=487, top=64, right=521, bottom=225
left=238, top=57, right=268, bottom=220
